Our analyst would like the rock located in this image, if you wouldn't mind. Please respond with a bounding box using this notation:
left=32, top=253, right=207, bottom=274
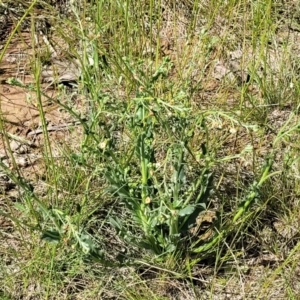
left=41, top=59, right=80, bottom=84
left=10, top=140, right=21, bottom=152
left=9, top=140, right=29, bottom=154
left=16, top=156, right=28, bottom=167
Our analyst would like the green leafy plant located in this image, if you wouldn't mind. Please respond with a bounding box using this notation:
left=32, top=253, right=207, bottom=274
left=101, top=60, right=215, bottom=257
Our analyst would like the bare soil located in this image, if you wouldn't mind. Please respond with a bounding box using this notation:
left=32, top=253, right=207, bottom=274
left=0, top=29, right=85, bottom=190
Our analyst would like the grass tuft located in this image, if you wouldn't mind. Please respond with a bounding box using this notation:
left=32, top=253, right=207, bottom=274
left=1, top=0, right=300, bottom=298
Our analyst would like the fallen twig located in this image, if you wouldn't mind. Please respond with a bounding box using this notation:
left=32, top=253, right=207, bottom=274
left=27, top=121, right=82, bottom=136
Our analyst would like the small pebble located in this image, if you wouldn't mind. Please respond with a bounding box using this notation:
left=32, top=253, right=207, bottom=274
left=9, top=140, right=28, bottom=154
left=10, top=140, right=21, bottom=152
left=16, top=157, right=28, bottom=167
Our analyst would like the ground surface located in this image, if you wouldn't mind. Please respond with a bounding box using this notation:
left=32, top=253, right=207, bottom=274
left=1, top=1, right=300, bottom=299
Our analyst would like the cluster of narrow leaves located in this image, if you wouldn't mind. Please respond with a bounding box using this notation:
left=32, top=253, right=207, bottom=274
left=99, top=58, right=215, bottom=258
left=105, top=98, right=214, bottom=256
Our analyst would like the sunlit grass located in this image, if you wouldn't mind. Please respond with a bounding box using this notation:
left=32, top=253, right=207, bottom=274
left=0, top=0, right=300, bottom=298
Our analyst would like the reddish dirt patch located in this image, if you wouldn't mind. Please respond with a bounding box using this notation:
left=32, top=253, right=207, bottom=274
left=0, top=32, right=84, bottom=190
